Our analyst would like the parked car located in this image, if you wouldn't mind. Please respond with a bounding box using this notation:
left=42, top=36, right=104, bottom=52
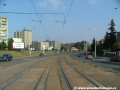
left=111, top=56, right=120, bottom=62
left=0, top=54, right=13, bottom=61
left=39, top=53, right=44, bottom=56
left=86, top=54, right=93, bottom=59
left=78, top=54, right=84, bottom=57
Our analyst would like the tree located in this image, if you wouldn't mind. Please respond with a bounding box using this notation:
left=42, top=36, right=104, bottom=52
left=0, top=41, right=7, bottom=50
left=113, top=43, right=120, bottom=51
left=108, top=19, right=117, bottom=51
left=0, top=43, right=2, bottom=50
left=103, top=32, right=110, bottom=50
left=74, top=41, right=87, bottom=51
left=8, top=38, right=14, bottom=50
left=74, top=42, right=81, bottom=50
left=97, top=42, right=104, bottom=55
left=91, top=38, right=96, bottom=52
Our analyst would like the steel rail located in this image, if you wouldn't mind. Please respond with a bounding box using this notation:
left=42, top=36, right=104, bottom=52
left=57, top=59, right=73, bottom=90
left=0, top=60, right=46, bottom=90
left=43, top=61, right=53, bottom=90
left=64, top=57, right=105, bottom=90
left=33, top=62, right=51, bottom=90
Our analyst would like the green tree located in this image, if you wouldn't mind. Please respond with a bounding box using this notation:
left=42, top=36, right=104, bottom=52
left=91, top=38, right=96, bottom=52
left=8, top=38, right=14, bottom=50
left=103, top=32, right=110, bottom=50
left=97, top=42, right=104, bottom=55
left=74, top=42, right=81, bottom=50
left=113, top=43, right=120, bottom=51
left=0, top=41, right=7, bottom=50
left=74, top=41, right=87, bottom=51
left=0, top=43, right=2, bottom=50
left=108, top=19, right=117, bottom=51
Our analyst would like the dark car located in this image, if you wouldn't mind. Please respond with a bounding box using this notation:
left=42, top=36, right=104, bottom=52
left=78, top=54, right=84, bottom=57
left=0, top=54, right=13, bottom=61
left=111, top=56, right=120, bottom=62
left=39, top=53, right=44, bottom=56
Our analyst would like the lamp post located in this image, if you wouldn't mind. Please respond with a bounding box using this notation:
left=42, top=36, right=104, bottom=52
left=94, top=30, right=96, bottom=57
left=54, top=21, right=65, bottom=23
left=0, top=4, right=6, bottom=6
left=85, top=40, right=87, bottom=55
left=29, top=45, right=31, bottom=56
left=114, top=8, right=118, bottom=10
left=89, top=28, right=96, bottom=57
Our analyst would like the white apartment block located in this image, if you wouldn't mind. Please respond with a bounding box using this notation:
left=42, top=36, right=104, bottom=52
left=14, top=29, right=32, bottom=48
left=32, top=40, right=61, bottom=51
left=32, top=41, right=49, bottom=51
left=0, top=16, right=8, bottom=45
left=49, top=41, right=61, bottom=50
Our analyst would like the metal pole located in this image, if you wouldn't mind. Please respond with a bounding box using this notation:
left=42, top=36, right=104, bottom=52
left=89, top=28, right=96, bottom=57
left=94, top=30, right=96, bottom=57
left=29, top=45, right=31, bottom=56
left=86, top=42, right=87, bottom=55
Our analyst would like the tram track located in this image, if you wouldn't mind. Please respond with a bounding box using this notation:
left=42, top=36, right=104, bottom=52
left=43, top=58, right=61, bottom=90
left=58, top=55, right=106, bottom=90
left=58, top=58, right=72, bottom=90
left=33, top=62, right=51, bottom=90
left=0, top=59, right=52, bottom=90
left=0, top=55, right=117, bottom=90
left=64, top=57, right=105, bottom=88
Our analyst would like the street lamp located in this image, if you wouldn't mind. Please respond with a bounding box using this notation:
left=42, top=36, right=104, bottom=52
left=89, top=28, right=96, bottom=57
left=81, top=35, right=85, bottom=53
left=54, top=21, right=65, bottom=23
left=85, top=40, right=88, bottom=55
left=114, top=8, right=118, bottom=10
left=0, top=4, right=6, bottom=6
left=2, top=4, right=6, bottom=6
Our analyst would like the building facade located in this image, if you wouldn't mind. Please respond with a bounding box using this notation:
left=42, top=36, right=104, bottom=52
left=14, top=29, right=32, bottom=48
left=49, top=41, right=61, bottom=50
left=32, top=41, right=49, bottom=51
left=32, top=40, right=61, bottom=51
left=14, top=31, right=21, bottom=38
left=0, top=16, right=8, bottom=45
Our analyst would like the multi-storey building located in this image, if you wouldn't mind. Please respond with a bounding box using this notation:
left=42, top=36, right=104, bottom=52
left=49, top=41, right=61, bottom=50
left=14, top=29, right=32, bottom=48
left=32, top=41, right=49, bottom=51
left=14, top=31, right=21, bottom=38
left=0, top=16, right=8, bottom=45
left=32, top=40, right=61, bottom=51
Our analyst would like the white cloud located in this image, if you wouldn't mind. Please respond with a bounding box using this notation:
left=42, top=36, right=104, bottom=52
left=38, top=0, right=63, bottom=9
left=48, top=0, right=62, bottom=8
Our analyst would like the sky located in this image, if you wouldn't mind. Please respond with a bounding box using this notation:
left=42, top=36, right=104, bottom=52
left=0, top=0, right=120, bottom=43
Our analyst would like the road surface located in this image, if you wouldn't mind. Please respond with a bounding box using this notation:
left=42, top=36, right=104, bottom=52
left=0, top=54, right=119, bottom=90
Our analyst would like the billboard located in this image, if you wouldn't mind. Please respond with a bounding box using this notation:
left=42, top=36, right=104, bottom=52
left=13, top=42, right=24, bottom=49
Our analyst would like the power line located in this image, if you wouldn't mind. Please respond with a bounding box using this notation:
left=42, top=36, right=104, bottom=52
left=0, top=12, right=64, bottom=15
left=65, top=0, right=73, bottom=23
left=31, top=0, right=42, bottom=21
left=61, top=0, right=73, bottom=43
left=31, top=0, right=50, bottom=40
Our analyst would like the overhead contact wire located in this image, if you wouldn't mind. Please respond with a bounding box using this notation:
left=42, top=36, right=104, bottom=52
left=61, top=0, right=73, bottom=43
left=30, top=0, right=50, bottom=39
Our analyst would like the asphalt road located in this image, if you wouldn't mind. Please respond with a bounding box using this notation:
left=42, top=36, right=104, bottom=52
left=0, top=56, right=45, bottom=68
left=0, top=54, right=120, bottom=90
left=1, top=54, right=120, bottom=72
left=70, top=54, right=120, bottom=72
